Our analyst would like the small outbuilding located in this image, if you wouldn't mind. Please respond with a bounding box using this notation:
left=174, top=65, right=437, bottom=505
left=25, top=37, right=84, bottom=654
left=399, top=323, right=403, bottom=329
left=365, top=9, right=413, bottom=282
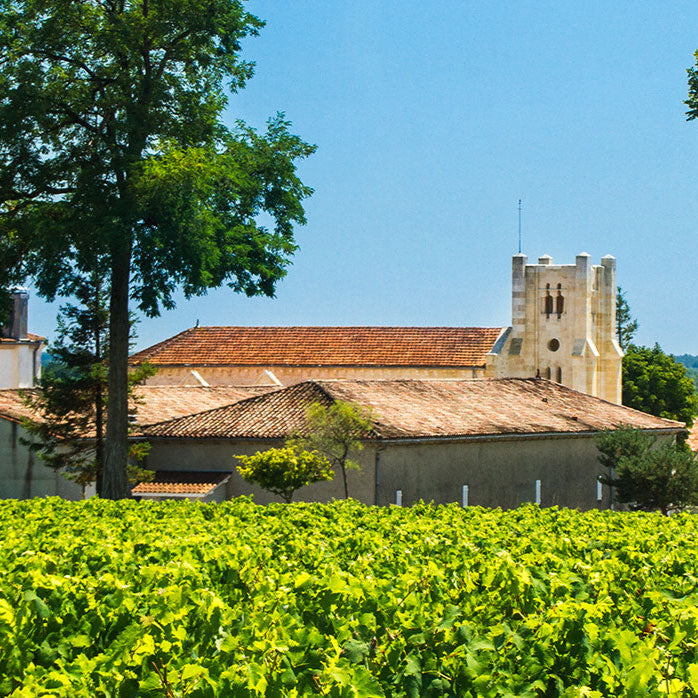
left=141, top=378, right=684, bottom=509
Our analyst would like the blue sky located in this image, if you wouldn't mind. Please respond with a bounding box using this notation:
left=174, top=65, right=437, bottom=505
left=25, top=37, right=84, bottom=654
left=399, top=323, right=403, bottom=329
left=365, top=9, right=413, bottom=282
left=29, top=1, right=698, bottom=354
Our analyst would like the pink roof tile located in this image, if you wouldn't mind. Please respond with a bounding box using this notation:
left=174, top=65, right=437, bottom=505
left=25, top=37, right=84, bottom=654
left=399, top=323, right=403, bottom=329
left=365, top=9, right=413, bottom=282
left=132, top=471, right=230, bottom=497
left=144, top=378, right=685, bottom=441
left=0, top=385, right=278, bottom=436
left=130, top=326, right=505, bottom=368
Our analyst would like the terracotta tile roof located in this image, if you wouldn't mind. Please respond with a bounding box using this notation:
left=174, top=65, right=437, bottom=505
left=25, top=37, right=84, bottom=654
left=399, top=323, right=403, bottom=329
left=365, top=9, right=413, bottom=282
left=0, top=385, right=278, bottom=436
left=130, top=326, right=506, bottom=368
left=131, top=386, right=277, bottom=431
left=0, top=333, right=45, bottom=344
left=0, top=389, right=37, bottom=424
left=143, top=378, right=685, bottom=441
left=132, top=471, right=231, bottom=497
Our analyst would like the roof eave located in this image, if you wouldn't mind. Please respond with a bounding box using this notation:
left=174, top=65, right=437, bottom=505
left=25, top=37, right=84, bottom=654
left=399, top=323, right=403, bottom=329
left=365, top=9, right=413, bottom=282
left=140, top=426, right=686, bottom=443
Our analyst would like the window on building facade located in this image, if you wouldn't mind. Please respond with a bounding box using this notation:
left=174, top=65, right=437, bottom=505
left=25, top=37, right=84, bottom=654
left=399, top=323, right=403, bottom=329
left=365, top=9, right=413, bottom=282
left=556, top=284, right=564, bottom=318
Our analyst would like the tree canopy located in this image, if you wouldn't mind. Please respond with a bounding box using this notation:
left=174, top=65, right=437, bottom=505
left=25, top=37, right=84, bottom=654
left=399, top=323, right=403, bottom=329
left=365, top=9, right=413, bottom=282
left=597, top=427, right=698, bottom=515
left=622, top=344, right=698, bottom=427
left=236, top=446, right=333, bottom=503
left=0, top=1, right=315, bottom=497
left=292, top=401, right=375, bottom=500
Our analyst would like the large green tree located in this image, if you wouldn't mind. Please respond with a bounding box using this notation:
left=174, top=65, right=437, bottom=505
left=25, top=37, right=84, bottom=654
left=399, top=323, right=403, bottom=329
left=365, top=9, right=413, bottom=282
left=21, top=272, right=154, bottom=496
left=0, top=1, right=315, bottom=497
left=623, top=344, right=698, bottom=426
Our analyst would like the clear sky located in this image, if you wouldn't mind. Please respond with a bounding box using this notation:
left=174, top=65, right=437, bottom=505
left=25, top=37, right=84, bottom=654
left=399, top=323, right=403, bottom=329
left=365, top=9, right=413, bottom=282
left=27, top=1, right=698, bottom=354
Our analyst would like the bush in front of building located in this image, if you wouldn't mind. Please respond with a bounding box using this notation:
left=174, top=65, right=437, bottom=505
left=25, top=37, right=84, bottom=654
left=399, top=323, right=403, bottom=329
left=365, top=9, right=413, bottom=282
left=236, top=446, right=333, bottom=503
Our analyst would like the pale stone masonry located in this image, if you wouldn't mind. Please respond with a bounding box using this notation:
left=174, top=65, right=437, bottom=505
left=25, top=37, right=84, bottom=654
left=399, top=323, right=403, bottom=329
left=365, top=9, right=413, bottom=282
left=0, top=291, right=44, bottom=389
left=131, top=252, right=624, bottom=404
left=487, top=253, right=623, bottom=404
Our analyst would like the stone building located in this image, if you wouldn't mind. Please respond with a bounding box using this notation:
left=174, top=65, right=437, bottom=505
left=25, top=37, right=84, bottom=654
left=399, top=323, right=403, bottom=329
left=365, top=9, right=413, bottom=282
left=134, top=378, right=682, bottom=508
left=0, top=291, right=44, bottom=389
left=131, top=253, right=623, bottom=403
left=0, top=385, right=274, bottom=499
left=486, top=253, right=622, bottom=404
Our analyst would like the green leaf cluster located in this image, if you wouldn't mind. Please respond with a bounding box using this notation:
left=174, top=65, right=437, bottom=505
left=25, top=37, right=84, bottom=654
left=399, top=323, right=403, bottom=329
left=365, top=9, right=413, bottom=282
left=4, top=500, right=698, bottom=695
left=623, top=344, right=698, bottom=426
left=0, top=0, right=315, bottom=497
left=597, top=427, right=698, bottom=515
left=236, top=446, right=333, bottom=503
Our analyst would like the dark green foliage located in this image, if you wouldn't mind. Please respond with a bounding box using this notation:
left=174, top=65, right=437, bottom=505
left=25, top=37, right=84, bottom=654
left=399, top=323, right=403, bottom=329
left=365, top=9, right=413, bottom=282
left=597, top=427, right=698, bottom=515
left=622, top=344, right=698, bottom=426
left=0, top=1, right=315, bottom=497
left=595, top=426, right=653, bottom=472
left=616, top=287, right=638, bottom=350
left=674, top=356, right=698, bottom=390
left=674, top=354, right=698, bottom=369
left=21, top=274, right=154, bottom=496
left=686, top=50, right=698, bottom=120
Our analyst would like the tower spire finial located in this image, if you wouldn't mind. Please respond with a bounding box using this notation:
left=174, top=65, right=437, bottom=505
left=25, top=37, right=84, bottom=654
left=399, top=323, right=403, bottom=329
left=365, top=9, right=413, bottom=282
left=518, top=199, right=523, bottom=254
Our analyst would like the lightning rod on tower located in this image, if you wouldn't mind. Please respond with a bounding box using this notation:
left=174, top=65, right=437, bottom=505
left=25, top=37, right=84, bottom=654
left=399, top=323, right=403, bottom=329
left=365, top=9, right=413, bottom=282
left=518, top=199, right=522, bottom=254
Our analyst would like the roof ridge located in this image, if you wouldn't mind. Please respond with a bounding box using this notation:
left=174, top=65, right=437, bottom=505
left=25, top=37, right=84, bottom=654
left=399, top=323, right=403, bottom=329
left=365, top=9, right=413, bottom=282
left=130, top=326, right=197, bottom=362
left=171, top=325, right=507, bottom=330
left=143, top=384, right=283, bottom=432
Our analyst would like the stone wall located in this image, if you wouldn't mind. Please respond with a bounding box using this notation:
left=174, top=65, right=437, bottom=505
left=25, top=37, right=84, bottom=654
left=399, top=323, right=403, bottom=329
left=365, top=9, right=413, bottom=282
left=0, top=420, right=84, bottom=499
left=488, top=253, right=623, bottom=403
left=144, top=364, right=486, bottom=387
left=142, top=431, right=669, bottom=510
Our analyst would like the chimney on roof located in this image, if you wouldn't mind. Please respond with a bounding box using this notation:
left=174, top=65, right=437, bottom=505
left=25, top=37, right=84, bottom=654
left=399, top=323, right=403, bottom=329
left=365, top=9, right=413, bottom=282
left=2, top=290, right=29, bottom=340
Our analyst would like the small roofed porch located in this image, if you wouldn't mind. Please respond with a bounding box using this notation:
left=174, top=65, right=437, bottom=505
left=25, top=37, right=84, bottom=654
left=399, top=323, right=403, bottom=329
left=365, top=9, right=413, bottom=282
left=131, top=471, right=232, bottom=502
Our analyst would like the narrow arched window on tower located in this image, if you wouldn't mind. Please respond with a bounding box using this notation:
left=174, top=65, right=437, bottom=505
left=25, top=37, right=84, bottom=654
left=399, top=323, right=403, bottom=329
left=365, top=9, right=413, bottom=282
left=544, top=283, right=553, bottom=318
left=556, top=283, right=564, bottom=318
left=544, top=367, right=551, bottom=380
left=556, top=367, right=562, bottom=383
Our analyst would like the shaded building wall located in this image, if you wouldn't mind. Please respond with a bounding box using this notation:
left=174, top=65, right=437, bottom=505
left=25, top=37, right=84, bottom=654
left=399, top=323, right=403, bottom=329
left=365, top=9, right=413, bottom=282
left=142, top=432, right=677, bottom=510
left=144, top=438, right=376, bottom=504
left=0, top=420, right=84, bottom=500
left=374, top=436, right=609, bottom=510
left=142, top=364, right=487, bottom=387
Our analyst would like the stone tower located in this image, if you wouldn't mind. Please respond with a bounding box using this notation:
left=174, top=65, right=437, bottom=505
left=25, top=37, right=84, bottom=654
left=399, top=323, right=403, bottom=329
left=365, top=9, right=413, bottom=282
left=487, top=253, right=623, bottom=404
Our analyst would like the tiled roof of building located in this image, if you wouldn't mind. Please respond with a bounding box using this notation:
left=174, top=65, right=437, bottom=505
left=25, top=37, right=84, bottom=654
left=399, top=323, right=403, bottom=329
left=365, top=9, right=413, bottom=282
left=144, top=378, right=684, bottom=441
left=0, top=389, right=37, bottom=424
left=0, top=385, right=278, bottom=436
left=130, top=326, right=505, bottom=368
left=130, top=386, right=276, bottom=432
left=0, top=333, right=45, bottom=344
left=132, top=471, right=230, bottom=497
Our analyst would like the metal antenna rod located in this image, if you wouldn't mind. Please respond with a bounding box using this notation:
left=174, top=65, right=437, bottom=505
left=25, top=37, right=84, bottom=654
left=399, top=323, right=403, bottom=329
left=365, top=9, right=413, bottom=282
left=518, top=199, right=522, bottom=253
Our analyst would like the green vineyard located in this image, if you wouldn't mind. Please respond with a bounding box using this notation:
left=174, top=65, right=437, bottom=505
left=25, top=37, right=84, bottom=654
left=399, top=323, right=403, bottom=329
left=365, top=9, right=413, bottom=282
left=2, top=498, right=698, bottom=696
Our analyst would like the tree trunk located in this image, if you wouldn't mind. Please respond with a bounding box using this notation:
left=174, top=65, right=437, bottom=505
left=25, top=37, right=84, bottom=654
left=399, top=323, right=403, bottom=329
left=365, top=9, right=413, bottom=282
left=102, top=246, right=131, bottom=499
left=95, top=381, right=104, bottom=496
left=94, top=309, right=104, bottom=497
left=340, top=463, right=349, bottom=499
